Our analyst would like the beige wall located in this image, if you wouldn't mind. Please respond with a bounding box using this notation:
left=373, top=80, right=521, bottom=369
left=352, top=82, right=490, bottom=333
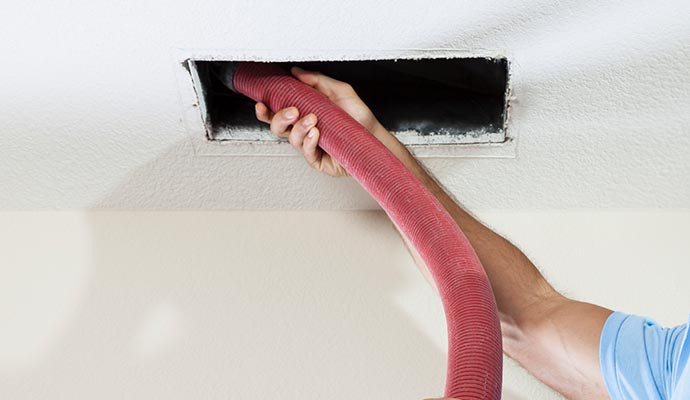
left=1, top=210, right=689, bottom=399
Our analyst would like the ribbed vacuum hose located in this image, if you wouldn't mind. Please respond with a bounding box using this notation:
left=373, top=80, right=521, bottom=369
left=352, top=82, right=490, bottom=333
left=222, top=62, right=502, bottom=399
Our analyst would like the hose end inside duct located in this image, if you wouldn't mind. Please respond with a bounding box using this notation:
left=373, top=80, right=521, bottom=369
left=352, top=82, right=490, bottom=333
left=212, top=62, right=239, bottom=93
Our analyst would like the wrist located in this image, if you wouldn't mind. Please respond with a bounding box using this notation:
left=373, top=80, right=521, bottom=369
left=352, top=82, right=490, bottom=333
left=366, top=121, right=439, bottom=190
left=372, top=126, right=411, bottom=163
left=372, top=128, right=439, bottom=192
left=369, top=120, right=390, bottom=140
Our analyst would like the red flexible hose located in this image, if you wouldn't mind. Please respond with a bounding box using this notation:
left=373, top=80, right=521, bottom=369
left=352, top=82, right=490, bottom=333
left=232, top=62, right=502, bottom=399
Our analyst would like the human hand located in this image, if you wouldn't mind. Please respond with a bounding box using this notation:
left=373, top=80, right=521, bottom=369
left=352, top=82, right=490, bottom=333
left=255, top=66, right=386, bottom=177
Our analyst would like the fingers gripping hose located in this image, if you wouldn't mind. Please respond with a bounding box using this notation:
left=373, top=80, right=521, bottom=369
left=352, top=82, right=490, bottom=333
left=221, top=62, right=503, bottom=399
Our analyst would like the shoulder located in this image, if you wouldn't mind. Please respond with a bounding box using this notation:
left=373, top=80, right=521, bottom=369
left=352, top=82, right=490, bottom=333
left=599, top=312, right=689, bottom=400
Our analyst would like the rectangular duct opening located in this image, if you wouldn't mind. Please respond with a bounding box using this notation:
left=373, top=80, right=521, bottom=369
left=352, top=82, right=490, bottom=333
left=189, top=57, right=510, bottom=145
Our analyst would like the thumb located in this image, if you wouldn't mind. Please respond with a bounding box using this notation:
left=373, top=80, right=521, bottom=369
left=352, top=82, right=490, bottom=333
left=290, top=66, right=348, bottom=99
left=290, top=66, right=320, bottom=87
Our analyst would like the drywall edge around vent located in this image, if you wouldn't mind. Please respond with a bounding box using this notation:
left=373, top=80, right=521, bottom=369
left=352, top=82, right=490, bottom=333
left=173, top=48, right=516, bottom=159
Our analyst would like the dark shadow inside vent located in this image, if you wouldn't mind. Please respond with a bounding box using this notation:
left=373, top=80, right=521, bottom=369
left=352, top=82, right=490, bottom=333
left=191, top=58, right=509, bottom=144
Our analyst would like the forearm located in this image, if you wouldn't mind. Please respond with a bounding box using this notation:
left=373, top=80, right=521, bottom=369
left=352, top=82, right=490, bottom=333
left=374, top=128, right=612, bottom=398
left=372, top=127, right=558, bottom=320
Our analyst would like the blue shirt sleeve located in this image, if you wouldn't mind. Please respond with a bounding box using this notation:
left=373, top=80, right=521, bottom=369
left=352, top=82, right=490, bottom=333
left=599, top=311, right=690, bottom=400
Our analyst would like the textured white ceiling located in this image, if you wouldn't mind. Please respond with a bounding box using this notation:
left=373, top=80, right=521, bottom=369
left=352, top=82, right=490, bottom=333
left=1, top=0, right=689, bottom=209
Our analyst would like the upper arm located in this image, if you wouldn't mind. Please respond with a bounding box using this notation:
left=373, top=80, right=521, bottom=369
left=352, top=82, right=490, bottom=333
left=503, top=295, right=613, bottom=399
